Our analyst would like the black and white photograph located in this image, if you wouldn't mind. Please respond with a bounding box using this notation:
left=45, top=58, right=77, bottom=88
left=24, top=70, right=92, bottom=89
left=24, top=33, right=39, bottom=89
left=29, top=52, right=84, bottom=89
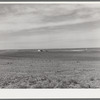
left=0, top=2, right=100, bottom=89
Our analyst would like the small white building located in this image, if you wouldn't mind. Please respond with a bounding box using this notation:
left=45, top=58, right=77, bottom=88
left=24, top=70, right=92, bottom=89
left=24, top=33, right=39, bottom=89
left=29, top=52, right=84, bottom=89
left=37, top=49, right=42, bottom=52
left=37, top=49, right=47, bottom=52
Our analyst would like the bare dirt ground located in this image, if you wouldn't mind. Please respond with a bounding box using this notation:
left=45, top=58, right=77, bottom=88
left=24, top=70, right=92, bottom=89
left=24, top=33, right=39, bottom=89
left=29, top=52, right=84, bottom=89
left=0, top=49, right=100, bottom=88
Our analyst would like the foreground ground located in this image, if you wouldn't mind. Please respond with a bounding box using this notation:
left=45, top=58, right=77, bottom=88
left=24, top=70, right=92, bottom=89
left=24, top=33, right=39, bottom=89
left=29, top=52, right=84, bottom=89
left=0, top=48, right=100, bottom=88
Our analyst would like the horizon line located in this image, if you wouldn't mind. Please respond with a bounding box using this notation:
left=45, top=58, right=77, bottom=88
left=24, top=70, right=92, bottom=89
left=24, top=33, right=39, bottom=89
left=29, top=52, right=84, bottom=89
left=0, top=47, right=100, bottom=51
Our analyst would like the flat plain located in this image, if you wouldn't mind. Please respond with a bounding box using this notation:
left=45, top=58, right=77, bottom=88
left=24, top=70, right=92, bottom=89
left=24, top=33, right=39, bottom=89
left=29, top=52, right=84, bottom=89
left=0, top=48, right=100, bottom=88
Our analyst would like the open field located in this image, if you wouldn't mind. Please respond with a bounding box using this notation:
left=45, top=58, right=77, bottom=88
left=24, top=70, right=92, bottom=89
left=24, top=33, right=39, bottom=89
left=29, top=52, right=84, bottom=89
left=0, top=48, right=100, bottom=88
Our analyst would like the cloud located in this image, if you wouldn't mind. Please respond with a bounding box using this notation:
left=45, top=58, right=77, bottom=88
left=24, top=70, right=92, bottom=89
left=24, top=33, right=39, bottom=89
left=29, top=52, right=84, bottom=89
left=0, top=4, right=100, bottom=49
left=0, top=4, right=100, bottom=33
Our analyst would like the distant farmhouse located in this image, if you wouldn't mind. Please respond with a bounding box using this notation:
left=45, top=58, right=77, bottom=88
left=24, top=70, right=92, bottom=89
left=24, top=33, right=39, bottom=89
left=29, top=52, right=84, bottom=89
left=37, top=49, right=42, bottom=52
left=37, top=49, right=47, bottom=52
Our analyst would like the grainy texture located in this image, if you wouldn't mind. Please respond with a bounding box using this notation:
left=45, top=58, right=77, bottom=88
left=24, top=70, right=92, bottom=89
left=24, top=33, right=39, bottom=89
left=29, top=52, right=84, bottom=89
left=0, top=48, right=100, bottom=88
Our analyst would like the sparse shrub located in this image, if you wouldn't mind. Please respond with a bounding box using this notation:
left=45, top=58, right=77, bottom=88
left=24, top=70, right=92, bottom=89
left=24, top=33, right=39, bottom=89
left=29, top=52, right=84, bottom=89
left=7, top=62, right=12, bottom=64
left=68, top=84, right=81, bottom=88
left=76, top=61, right=80, bottom=63
left=29, top=80, right=37, bottom=85
left=90, top=77, right=95, bottom=81
left=55, top=81, right=69, bottom=88
left=80, top=84, right=91, bottom=88
left=68, top=79, right=78, bottom=85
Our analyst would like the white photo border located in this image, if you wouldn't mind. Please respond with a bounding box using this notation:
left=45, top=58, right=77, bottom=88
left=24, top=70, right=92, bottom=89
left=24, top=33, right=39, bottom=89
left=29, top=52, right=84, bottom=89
left=0, top=1, right=100, bottom=99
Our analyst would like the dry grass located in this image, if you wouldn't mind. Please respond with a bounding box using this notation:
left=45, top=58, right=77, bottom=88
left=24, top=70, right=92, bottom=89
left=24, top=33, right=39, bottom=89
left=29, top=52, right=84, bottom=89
left=0, top=50, right=100, bottom=88
left=0, top=73, right=100, bottom=88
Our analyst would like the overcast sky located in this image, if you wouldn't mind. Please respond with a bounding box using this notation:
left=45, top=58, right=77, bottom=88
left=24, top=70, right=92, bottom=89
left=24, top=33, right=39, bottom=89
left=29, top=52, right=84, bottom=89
left=0, top=4, right=100, bottom=49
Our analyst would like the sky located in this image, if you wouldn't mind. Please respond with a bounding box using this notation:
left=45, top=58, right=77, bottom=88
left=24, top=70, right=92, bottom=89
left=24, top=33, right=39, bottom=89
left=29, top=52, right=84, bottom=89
left=0, top=3, right=100, bottom=49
